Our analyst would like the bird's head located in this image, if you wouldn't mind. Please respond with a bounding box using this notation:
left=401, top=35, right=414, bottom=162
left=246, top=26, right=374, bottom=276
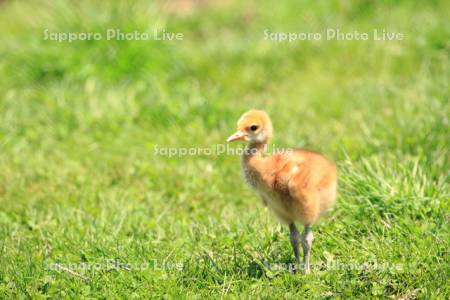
left=227, top=110, right=273, bottom=144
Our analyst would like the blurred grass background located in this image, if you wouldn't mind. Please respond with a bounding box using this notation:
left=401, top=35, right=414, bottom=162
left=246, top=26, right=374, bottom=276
left=0, top=0, right=449, bottom=298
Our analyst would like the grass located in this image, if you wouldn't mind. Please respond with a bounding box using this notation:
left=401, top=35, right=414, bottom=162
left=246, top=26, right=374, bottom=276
left=0, top=0, right=449, bottom=298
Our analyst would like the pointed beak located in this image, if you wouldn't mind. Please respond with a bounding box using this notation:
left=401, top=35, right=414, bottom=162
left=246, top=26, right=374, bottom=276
left=227, top=130, right=248, bottom=142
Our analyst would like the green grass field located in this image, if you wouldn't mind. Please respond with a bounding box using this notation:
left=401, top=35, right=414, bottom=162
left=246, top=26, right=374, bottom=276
left=0, top=0, right=449, bottom=298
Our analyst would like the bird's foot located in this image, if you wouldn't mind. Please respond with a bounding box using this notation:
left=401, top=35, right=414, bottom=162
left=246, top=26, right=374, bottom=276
left=304, top=265, right=311, bottom=274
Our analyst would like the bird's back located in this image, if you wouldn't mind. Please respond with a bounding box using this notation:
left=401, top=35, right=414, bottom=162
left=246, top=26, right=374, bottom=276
left=245, top=148, right=337, bottom=224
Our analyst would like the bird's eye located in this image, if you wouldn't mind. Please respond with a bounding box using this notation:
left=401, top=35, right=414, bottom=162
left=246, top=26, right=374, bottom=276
left=250, top=125, right=258, bottom=131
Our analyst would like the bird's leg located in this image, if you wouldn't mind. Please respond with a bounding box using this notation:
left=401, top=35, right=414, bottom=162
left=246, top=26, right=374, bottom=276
left=301, top=225, right=313, bottom=274
left=289, top=223, right=300, bottom=269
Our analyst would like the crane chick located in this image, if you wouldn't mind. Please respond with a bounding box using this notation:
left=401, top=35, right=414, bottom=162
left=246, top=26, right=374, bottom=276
left=227, top=110, right=337, bottom=273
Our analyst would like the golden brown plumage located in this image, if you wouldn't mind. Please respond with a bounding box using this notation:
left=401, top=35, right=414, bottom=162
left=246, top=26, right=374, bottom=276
left=227, top=110, right=337, bottom=273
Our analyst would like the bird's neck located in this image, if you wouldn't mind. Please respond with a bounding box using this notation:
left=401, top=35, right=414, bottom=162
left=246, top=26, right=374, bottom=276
left=242, top=142, right=267, bottom=172
left=246, top=141, right=266, bottom=153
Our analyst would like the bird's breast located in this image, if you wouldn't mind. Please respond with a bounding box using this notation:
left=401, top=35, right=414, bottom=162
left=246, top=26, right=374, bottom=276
left=242, top=160, right=296, bottom=223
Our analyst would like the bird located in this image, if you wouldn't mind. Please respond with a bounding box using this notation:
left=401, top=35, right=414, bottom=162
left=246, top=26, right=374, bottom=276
left=227, top=110, right=337, bottom=273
